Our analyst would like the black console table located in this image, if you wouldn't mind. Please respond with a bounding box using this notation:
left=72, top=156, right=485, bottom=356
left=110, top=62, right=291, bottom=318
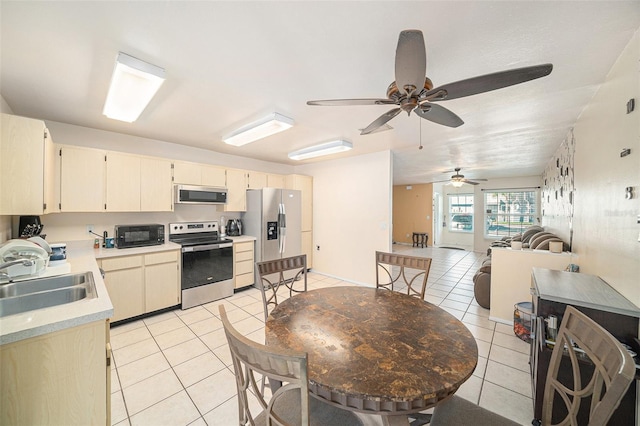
left=530, top=268, right=640, bottom=425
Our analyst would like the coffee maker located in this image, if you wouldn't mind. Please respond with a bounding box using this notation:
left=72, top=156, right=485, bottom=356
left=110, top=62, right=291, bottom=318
left=227, top=219, right=242, bottom=236
left=18, top=215, right=44, bottom=238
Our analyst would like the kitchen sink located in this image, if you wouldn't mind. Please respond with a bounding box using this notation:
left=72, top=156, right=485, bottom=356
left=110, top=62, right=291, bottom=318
left=0, top=272, right=89, bottom=298
left=0, top=272, right=96, bottom=318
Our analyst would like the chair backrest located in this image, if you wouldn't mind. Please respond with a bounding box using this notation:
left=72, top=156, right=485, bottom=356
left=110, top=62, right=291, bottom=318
left=255, top=254, right=307, bottom=322
left=219, top=304, right=310, bottom=426
left=375, top=251, right=432, bottom=299
left=542, top=305, right=635, bottom=425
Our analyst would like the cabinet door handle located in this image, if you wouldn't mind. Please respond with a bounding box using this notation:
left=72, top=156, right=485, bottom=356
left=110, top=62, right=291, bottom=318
left=106, top=342, right=112, bottom=367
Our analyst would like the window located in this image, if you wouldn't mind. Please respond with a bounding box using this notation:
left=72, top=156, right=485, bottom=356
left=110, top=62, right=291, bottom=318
left=448, top=194, right=473, bottom=232
left=484, top=190, right=538, bottom=238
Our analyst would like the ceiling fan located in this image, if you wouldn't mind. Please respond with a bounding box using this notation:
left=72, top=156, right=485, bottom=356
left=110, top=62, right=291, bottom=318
left=307, top=30, right=553, bottom=135
left=434, top=168, right=487, bottom=187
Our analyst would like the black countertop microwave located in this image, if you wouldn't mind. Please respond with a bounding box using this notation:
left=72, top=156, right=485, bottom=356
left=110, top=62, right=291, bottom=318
left=115, top=224, right=165, bottom=248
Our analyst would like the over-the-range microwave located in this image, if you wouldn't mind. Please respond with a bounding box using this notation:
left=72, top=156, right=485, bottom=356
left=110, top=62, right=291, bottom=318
left=174, top=184, right=228, bottom=205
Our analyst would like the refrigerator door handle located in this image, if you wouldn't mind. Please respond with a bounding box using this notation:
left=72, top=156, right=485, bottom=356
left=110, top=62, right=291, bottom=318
left=278, top=203, right=287, bottom=254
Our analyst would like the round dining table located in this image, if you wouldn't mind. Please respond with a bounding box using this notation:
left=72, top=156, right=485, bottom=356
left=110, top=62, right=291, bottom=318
left=265, top=286, right=478, bottom=425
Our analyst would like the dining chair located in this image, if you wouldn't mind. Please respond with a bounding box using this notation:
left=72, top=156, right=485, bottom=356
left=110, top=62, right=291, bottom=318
left=430, top=305, right=636, bottom=425
left=219, top=305, right=363, bottom=426
left=375, top=251, right=432, bottom=299
left=255, top=254, right=307, bottom=322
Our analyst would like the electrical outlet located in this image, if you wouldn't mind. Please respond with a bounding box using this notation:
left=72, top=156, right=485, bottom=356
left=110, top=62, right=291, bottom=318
left=316, top=245, right=320, bottom=251
left=86, top=224, right=94, bottom=234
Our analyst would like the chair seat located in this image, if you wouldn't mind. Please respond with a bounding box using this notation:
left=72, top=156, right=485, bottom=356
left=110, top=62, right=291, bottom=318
left=430, top=396, right=519, bottom=426
left=255, top=389, right=363, bottom=426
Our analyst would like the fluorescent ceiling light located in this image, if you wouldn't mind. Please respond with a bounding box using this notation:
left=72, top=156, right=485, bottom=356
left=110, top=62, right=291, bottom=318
left=451, top=180, right=465, bottom=188
left=288, top=140, right=353, bottom=161
left=223, top=113, right=294, bottom=146
left=103, top=52, right=165, bottom=123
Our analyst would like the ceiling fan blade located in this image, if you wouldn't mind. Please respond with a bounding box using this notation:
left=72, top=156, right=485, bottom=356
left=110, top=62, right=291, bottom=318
left=461, top=179, right=480, bottom=185
left=422, top=63, right=553, bottom=102
left=307, top=98, right=397, bottom=106
left=395, top=30, right=426, bottom=97
left=360, top=108, right=402, bottom=135
left=415, top=103, right=464, bottom=128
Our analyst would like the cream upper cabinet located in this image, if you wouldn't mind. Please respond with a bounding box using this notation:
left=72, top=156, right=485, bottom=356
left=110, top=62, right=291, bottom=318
left=201, top=165, right=226, bottom=187
left=247, top=171, right=267, bottom=189
left=59, top=145, right=105, bottom=212
left=106, top=152, right=141, bottom=212
left=267, top=173, right=286, bottom=189
left=285, top=174, right=313, bottom=231
left=286, top=174, right=313, bottom=268
left=222, top=168, right=247, bottom=212
left=173, top=161, right=226, bottom=187
left=172, top=161, right=201, bottom=185
left=0, top=113, right=58, bottom=215
left=141, top=157, right=172, bottom=211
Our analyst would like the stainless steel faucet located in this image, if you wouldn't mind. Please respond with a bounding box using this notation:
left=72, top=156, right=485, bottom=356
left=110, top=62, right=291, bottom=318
left=0, top=259, right=35, bottom=282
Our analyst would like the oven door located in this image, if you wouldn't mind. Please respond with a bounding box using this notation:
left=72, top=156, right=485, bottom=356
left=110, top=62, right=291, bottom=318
left=181, top=243, right=233, bottom=290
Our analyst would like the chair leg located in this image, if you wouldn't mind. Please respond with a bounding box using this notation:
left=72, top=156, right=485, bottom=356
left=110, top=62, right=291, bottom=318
left=409, top=413, right=432, bottom=426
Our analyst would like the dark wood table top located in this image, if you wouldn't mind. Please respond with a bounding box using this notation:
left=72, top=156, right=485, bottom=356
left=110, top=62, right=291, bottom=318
left=265, top=286, right=478, bottom=415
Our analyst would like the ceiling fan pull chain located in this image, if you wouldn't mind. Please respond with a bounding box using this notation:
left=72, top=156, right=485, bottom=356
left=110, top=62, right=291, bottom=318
left=419, top=120, right=423, bottom=150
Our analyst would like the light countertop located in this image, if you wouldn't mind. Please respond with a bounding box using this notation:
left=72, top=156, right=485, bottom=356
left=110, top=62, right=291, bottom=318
left=227, top=235, right=256, bottom=242
left=0, top=238, right=253, bottom=345
left=0, top=245, right=113, bottom=345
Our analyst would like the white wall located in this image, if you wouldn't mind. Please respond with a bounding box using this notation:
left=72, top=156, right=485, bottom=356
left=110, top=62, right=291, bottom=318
left=297, top=151, right=393, bottom=285
left=568, top=29, right=640, bottom=306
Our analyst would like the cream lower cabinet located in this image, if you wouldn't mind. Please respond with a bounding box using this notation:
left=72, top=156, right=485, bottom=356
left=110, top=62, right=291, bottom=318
left=233, top=241, right=254, bottom=289
left=144, top=251, right=180, bottom=312
left=100, top=255, right=145, bottom=322
left=0, top=320, right=110, bottom=425
left=99, top=250, right=180, bottom=322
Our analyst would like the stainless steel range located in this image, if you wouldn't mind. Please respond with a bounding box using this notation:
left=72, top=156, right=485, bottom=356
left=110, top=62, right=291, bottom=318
left=169, top=221, right=234, bottom=309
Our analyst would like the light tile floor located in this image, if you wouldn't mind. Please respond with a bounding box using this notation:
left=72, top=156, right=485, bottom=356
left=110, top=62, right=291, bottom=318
left=109, top=245, right=533, bottom=425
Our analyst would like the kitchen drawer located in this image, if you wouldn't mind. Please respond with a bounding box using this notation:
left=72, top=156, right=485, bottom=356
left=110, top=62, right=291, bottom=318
left=235, top=250, right=253, bottom=262
left=235, top=272, right=254, bottom=288
left=236, top=260, right=253, bottom=276
left=145, top=250, right=178, bottom=266
left=234, top=241, right=253, bottom=253
left=100, top=255, right=142, bottom=271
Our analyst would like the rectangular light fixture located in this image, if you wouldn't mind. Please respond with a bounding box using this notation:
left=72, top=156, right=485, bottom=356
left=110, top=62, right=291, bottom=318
left=103, top=52, right=165, bottom=123
left=223, top=113, right=294, bottom=146
left=288, top=139, right=353, bottom=161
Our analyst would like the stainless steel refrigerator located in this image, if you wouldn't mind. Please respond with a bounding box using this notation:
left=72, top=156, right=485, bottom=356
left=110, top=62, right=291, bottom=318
left=243, top=188, right=302, bottom=267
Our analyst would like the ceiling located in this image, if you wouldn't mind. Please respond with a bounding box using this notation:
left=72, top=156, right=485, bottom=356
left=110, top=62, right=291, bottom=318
left=1, top=2, right=639, bottom=185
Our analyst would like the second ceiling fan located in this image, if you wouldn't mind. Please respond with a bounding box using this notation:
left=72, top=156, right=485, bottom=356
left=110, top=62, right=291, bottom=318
left=307, top=30, right=553, bottom=135
left=434, top=168, right=487, bottom=186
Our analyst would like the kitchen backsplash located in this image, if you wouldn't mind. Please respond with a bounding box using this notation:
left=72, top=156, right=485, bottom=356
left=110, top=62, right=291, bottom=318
left=9, top=206, right=241, bottom=244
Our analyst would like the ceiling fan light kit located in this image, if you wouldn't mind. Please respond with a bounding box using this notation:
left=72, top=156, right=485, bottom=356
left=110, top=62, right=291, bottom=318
left=103, top=52, right=165, bottom=123
left=288, top=139, right=352, bottom=161
left=307, top=29, right=552, bottom=134
left=223, top=112, right=294, bottom=146
left=434, top=167, right=488, bottom=186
